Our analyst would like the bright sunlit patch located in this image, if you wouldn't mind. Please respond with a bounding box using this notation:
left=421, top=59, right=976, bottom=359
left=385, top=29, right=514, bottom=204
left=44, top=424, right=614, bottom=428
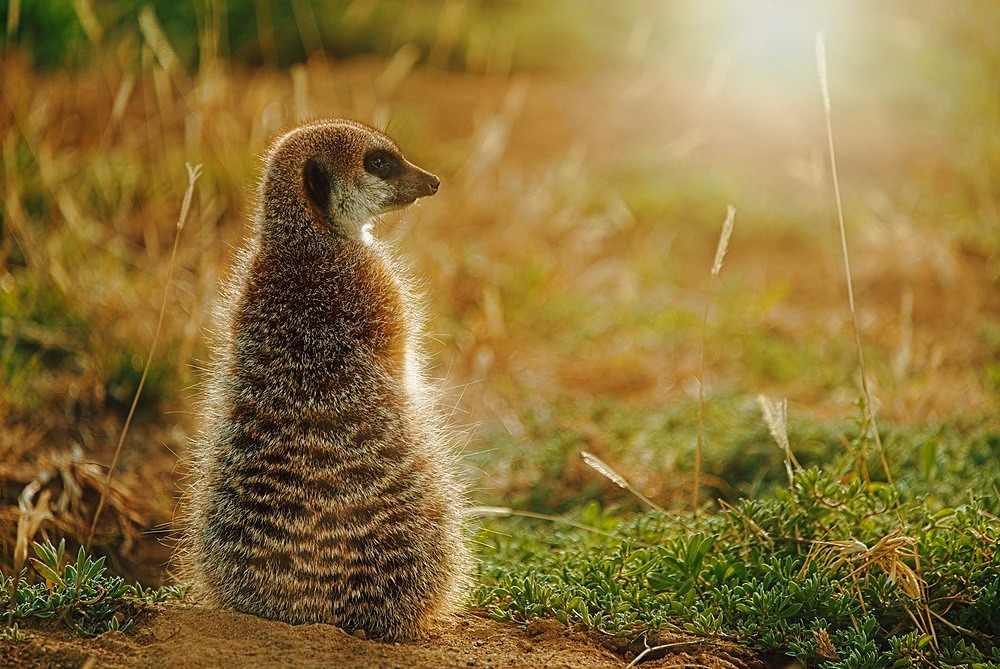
left=361, top=221, right=375, bottom=245
left=698, top=1, right=841, bottom=83
left=739, top=3, right=823, bottom=57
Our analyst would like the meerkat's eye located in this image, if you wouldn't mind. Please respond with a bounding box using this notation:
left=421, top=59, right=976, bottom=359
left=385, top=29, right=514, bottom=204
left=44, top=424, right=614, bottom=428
left=363, top=150, right=403, bottom=180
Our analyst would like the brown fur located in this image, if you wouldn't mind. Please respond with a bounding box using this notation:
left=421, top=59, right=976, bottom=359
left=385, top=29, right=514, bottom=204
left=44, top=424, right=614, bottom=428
left=178, top=119, right=469, bottom=641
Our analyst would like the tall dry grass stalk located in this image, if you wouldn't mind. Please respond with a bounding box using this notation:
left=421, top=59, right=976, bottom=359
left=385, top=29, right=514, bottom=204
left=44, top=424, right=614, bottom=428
left=710, top=205, right=736, bottom=279
left=817, top=35, right=936, bottom=648
left=756, top=394, right=800, bottom=488
left=693, top=204, right=736, bottom=512
left=4, top=0, right=19, bottom=45
left=376, top=43, right=422, bottom=98
left=86, top=163, right=202, bottom=550
left=138, top=7, right=185, bottom=84
left=466, top=505, right=620, bottom=540
left=815, top=33, right=892, bottom=486
left=72, top=0, right=104, bottom=47
left=581, top=451, right=669, bottom=515
left=8, top=485, right=52, bottom=625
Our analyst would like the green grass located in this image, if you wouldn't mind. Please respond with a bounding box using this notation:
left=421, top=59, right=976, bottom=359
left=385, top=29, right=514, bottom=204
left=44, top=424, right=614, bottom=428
left=474, top=392, right=999, bottom=508
left=473, top=427, right=1000, bottom=666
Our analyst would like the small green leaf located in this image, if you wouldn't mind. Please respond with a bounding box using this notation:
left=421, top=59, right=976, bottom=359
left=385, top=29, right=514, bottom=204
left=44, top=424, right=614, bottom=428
left=28, top=557, right=65, bottom=587
left=920, top=440, right=937, bottom=478
left=75, top=546, right=88, bottom=583
left=581, top=500, right=602, bottom=527
left=647, top=572, right=674, bottom=592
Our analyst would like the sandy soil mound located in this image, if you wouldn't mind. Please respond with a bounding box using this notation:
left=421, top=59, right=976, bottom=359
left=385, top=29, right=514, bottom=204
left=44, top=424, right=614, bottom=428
left=1, top=604, right=773, bottom=668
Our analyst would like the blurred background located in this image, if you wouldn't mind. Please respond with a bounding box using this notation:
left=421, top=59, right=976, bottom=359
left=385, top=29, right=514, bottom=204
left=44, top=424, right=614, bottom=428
left=1, top=0, right=997, bottom=584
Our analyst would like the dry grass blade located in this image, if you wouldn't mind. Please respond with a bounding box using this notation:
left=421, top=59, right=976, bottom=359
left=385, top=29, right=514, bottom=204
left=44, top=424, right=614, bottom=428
left=291, top=65, right=311, bottom=121
left=376, top=43, right=421, bottom=98
left=820, top=528, right=934, bottom=647
left=9, top=484, right=53, bottom=624
left=72, top=0, right=104, bottom=46
left=5, top=0, right=19, bottom=42
left=711, top=204, right=736, bottom=277
left=815, top=32, right=893, bottom=486
left=87, top=162, right=202, bottom=550
left=580, top=451, right=629, bottom=489
left=625, top=639, right=709, bottom=668
left=824, top=529, right=923, bottom=600
left=756, top=395, right=789, bottom=453
left=464, top=505, right=620, bottom=539
left=581, top=451, right=669, bottom=515
left=813, top=628, right=839, bottom=660
left=14, top=483, right=51, bottom=571
left=756, top=394, right=800, bottom=486
left=694, top=204, right=737, bottom=512
left=138, top=6, right=184, bottom=79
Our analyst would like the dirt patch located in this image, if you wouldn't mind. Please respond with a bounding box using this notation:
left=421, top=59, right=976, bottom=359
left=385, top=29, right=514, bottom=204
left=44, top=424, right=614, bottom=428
left=0, top=605, right=773, bottom=669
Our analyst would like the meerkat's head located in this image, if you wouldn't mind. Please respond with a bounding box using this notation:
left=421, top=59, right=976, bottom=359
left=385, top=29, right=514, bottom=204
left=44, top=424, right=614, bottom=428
left=259, top=119, right=440, bottom=240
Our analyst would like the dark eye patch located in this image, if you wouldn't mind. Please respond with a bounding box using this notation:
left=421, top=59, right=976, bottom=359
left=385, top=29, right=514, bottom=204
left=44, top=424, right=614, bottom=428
left=363, top=150, right=403, bottom=180
left=303, top=158, right=330, bottom=209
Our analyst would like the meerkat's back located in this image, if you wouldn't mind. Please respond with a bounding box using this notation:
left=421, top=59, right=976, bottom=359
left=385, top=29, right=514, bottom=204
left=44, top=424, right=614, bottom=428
left=180, top=119, right=469, bottom=640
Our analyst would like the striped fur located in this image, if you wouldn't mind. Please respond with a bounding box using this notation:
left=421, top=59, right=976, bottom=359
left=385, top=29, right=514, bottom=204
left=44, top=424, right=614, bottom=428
left=179, top=119, right=469, bottom=640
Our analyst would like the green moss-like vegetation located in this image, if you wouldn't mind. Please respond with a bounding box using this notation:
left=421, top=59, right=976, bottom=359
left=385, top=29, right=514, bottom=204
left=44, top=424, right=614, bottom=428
left=475, top=431, right=1000, bottom=666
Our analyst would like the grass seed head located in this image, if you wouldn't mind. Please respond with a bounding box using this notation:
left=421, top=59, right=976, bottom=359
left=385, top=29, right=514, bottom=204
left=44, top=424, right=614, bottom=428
left=710, top=204, right=736, bottom=278
left=581, top=451, right=630, bottom=490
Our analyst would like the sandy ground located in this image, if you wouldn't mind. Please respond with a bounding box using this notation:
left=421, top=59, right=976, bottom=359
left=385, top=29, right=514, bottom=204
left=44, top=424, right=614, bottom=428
left=1, top=604, right=779, bottom=668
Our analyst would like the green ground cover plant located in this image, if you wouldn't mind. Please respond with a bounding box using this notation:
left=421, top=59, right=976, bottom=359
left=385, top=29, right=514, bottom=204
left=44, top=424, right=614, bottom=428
left=1, top=539, right=186, bottom=638
left=474, top=423, right=1000, bottom=667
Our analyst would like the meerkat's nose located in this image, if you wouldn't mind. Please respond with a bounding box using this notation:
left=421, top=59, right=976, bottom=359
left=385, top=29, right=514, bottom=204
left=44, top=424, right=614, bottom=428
left=427, top=174, right=440, bottom=195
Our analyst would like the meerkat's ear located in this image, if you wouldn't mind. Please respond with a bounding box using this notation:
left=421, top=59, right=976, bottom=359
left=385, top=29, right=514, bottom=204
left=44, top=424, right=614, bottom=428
left=303, top=158, right=330, bottom=210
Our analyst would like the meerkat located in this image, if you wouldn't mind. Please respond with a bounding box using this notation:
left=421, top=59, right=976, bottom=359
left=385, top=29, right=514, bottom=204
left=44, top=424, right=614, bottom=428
left=180, top=118, right=469, bottom=641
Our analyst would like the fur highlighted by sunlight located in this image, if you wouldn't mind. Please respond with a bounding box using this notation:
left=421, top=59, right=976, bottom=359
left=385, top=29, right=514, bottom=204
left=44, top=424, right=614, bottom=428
left=178, top=119, right=469, bottom=641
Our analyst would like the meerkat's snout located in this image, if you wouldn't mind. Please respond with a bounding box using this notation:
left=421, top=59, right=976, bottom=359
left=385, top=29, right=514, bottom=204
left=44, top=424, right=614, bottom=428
left=380, top=160, right=441, bottom=212
left=421, top=171, right=441, bottom=196
left=399, top=162, right=439, bottom=199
